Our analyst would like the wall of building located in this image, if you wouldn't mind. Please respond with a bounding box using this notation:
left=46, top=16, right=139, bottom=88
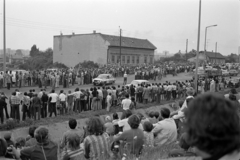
left=108, top=47, right=154, bottom=65
left=53, top=34, right=109, bottom=67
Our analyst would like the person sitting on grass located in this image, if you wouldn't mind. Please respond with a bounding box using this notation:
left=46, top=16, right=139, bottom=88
left=112, top=113, right=120, bottom=135
left=113, top=114, right=144, bottom=157
left=143, top=121, right=154, bottom=147
left=168, top=132, right=196, bottom=157
left=184, top=93, right=240, bottom=160
left=0, top=138, right=14, bottom=160
left=152, top=107, right=177, bottom=147
left=25, top=125, right=38, bottom=147
left=61, top=133, right=84, bottom=160
left=10, top=126, right=58, bottom=160
left=104, top=115, right=114, bottom=136
left=61, top=118, right=83, bottom=149
left=83, top=117, right=110, bottom=160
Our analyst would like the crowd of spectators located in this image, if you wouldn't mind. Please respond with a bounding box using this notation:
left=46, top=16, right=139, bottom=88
left=0, top=92, right=240, bottom=160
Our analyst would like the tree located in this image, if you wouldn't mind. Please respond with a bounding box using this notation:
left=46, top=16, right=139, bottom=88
left=30, top=45, right=39, bottom=57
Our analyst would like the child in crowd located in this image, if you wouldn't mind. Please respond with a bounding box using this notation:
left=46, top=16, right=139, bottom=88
left=15, top=137, right=26, bottom=149
left=143, top=121, right=154, bottom=147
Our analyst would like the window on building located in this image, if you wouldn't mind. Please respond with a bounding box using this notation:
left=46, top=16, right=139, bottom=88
left=122, top=55, right=125, bottom=64
left=132, top=56, right=135, bottom=63
left=150, top=56, right=153, bottom=64
left=117, top=56, right=120, bottom=63
left=136, top=56, right=139, bottom=64
left=144, top=56, right=147, bottom=63
left=127, top=56, right=130, bottom=64
left=112, top=55, right=115, bottom=63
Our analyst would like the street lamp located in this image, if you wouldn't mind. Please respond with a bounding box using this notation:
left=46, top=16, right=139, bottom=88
left=204, top=24, right=217, bottom=62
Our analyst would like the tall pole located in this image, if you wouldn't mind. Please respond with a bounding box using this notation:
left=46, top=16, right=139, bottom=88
left=3, top=0, right=6, bottom=72
left=186, top=39, right=188, bottom=61
left=119, top=27, right=122, bottom=66
left=203, top=24, right=217, bottom=66
left=215, top=42, right=217, bottom=64
left=194, top=0, right=201, bottom=93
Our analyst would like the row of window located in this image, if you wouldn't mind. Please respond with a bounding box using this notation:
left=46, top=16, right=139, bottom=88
left=111, top=55, right=153, bottom=64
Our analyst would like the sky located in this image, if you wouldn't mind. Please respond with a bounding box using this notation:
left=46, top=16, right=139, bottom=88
left=0, top=0, right=239, bottom=55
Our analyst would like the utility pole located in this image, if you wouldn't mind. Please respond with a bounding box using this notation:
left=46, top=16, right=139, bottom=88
left=194, top=0, right=201, bottom=93
left=119, top=27, right=122, bottom=66
left=3, top=0, right=6, bottom=72
left=215, top=42, right=217, bottom=64
left=186, top=39, right=188, bottom=61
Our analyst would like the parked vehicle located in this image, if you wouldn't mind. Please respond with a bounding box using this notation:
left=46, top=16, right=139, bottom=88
left=229, top=70, right=238, bottom=76
left=93, top=74, right=115, bottom=86
left=221, top=69, right=229, bottom=77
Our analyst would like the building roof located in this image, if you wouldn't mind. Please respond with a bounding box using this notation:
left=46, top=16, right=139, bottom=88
left=100, top=34, right=157, bottom=50
left=200, top=51, right=225, bottom=59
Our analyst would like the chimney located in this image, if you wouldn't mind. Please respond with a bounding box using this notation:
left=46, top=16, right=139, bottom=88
left=60, top=31, right=63, bottom=36
left=72, top=32, right=75, bottom=35
left=93, top=30, right=96, bottom=34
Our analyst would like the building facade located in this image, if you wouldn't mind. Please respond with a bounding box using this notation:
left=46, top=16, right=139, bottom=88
left=201, top=51, right=225, bottom=64
left=53, top=33, right=157, bottom=67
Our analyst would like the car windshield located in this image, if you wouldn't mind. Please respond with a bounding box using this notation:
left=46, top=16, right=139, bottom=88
left=97, top=75, right=109, bottom=79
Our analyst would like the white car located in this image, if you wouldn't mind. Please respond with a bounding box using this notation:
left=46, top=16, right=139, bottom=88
left=221, top=70, right=229, bottom=77
left=93, top=74, right=115, bottom=86
left=126, top=80, right=150, bottom=87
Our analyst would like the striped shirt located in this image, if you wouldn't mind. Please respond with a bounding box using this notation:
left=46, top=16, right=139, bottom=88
left=83, top=133, right=110, bottom=160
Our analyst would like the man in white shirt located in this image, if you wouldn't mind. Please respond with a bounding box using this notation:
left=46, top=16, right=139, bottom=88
left=59, top=90, right=67, bottom=115
left=121, top=94, right=132, bottom=110
left=48, top=89, right=58, bottom=117
left=97, top=87, right=103, bottom=99
left=123, top=72, right=127, bottom=85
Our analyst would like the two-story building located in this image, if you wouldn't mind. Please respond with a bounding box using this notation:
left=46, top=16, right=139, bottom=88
left=53, top=32, right=157, bottom=67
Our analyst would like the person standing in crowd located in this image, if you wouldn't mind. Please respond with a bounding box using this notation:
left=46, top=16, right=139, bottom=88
left=5, top=71, right=11, bottom=90
left=48, top=90, right=58, bottom=117
left=0, top=92, right=9, bottom=120
left=41, top=90, right=48, bottom=118
left=102, top=86, right=107, bottom=109
left=106, top=93, right=112, bottom=112
left=0, top=96, right=6, bottom=124
left=59, top=90, right=67, bottom=115
left=91, top=87, right=99, bottom=111
left=67, top=90, right=74, bottom=114
left=22, top=92, right=31, bottom=121
left=0, top=72, right=3, bottom=88
left=9, top=92, right=21, bottom=121
left=123, top=72, right=127, bottom=85
left=121, top=94, right=131, bottom=111
left=32, top=94, right=41, bottom=120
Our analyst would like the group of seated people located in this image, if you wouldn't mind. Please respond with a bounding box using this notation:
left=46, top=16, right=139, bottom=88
left=1, top=88, right=240, bottom=160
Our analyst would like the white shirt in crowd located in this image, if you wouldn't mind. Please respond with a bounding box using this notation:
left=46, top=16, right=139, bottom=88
left=98, top=89, right=103, bottom=98
left=121, top=98, right=132, bottom=110
left=49, top=93, right=58, bottom=103
left=124, top=73, right=127, bottom=78
left=59, top=93, right=66, bottom=102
